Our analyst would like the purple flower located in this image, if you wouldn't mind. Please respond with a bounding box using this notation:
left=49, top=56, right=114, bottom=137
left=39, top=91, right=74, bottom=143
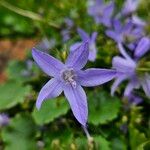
left=88, top=0, right=115, bottom=27
left=111, top=42, right=150, bottom=98
left=0, top=113, right=9, bottom=127
left=70, top=28, right=98, bottom=62
left=106, top=19, right=144, bottom=45
left=32, top=42, right=116, bottom=126
left=127, top=93, right=143, bottom=106
left=36, top=38, right=56, bottom=52
left=121, top=0, right=140, bottom=16
left=61, top=18, right=74, bottom=42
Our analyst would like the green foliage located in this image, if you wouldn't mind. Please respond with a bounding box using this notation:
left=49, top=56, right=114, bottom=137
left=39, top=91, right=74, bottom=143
left=75, top=135, right=110, bottom=150
left=88, top=90, right=121, bottom=125
left=0, top=81, right=31, bottom=110
left=1, top=114, right=37, bottom=150
left=129, top=125, right=147, bottom=150
left=32, top=97, right=69, bottom=125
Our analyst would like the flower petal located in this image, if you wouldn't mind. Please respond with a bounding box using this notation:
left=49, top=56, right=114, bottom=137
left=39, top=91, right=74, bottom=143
left=134, top=37, right=150, bottom=58
left=70, top=42, right=82, bottom=51
left=106, top=30, right=121, bottom=42
left=65, top=42, right=89, bottom=70
left=32, top=48, right=64, bottom=77
left=111, top=75, right=127, bottom=96
left=77, top=69, right=116, bottom=87
left=36, top=78, right=63, bottom=109
left=77, top=28, right=89, bottom=41
left=112, top=56, right=136, bottom=74
left=124, top=78, right=139, bottom=96
left=64, top=84, right=88, bottom=126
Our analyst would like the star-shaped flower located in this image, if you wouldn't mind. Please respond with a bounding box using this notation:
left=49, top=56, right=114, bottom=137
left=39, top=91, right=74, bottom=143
left=88, top=0, right=114, bottom=27
left=32, top=42, right=116, bottom=126
left=106, top=19, right=144, bottom=44
left=70, top=28, right=97, bottom=62
left=111, top=40, right=150, bottom=98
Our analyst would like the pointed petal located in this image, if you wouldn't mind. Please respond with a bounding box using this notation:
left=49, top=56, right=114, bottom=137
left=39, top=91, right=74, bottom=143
left=113, top=19, right=122, bottom=32
left=32, top=48, right=64, bottom=77
left=103, top=2, right=114, bottom=18
left=64, top=84, right=88, bottom=126
left=77, top=28, right=89, bottom=41
left=88, top=47, right=97, bottom=62
left=134, top=37, right=150, bottom=58
left=111, top=75, right=127, bottom=96
left=105, top=30, right=121, bottom=42
left=77, top=69, right=116, bottom=87
left=70, top=42, right=82, bottom=51
left=124, top=79, right=139, bottom=96
left=91, top=32, right=98, bottom=42
left=65, top=42, right=89, bottom=70
left=36, top=78, right=63, bottom=109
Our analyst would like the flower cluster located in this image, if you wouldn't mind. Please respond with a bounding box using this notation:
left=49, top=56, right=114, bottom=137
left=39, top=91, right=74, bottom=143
left=32, top=0, right=150, bottom=134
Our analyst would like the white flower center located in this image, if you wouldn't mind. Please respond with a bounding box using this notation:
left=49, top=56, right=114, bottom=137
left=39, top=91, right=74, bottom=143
left=61, top=68, right=76, bottom=88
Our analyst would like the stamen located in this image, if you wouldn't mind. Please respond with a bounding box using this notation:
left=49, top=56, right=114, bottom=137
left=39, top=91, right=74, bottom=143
left=61, top=68, right=77, bottom=88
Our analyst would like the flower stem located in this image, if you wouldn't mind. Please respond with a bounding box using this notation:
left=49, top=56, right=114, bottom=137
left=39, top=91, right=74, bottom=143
left=0, top=0, right=60, bottom=29
left=137, top=68, right=150, bottom=72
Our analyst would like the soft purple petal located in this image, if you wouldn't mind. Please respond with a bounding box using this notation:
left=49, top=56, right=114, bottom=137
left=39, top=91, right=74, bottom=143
left=91, top=32, right=98, bottom=42
left=36, top=78, right=63, bottom=110
left=118, top=43, right=132, bottom=60
left=70, top=42, right=82, bottom=52
left=106, top=30, right=121, bottom=42
left=64, top=84, right=88, bottom=126
left=96, top=0, right=103, bottom=5
left=124, top=79, right=139, bottom=96
left=134, top=37, right=150, bottom=58
left=103, top=2, right=115, bottom=18
left=32, top=48, right=64, bottom=77
left=88, top=48, right=97, bottom=62
left=111, top=75, right=127, bottom=96
left=122, top=21, right=133, bottom=33
left=113, top=19, right=122, bottom=32
left=112, top=56, right=136, bottom=74
left=77, top=69, right=116, bottom=87
left=131, top=15, right=146, bottom=27
left=77, top=28, right=89, bottom=41
left=65, top=42, right=89, bottom=70
left=141, top=74, right=150, bottom=98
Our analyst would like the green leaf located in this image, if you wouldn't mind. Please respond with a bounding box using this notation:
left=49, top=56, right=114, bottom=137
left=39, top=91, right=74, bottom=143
left=1, top=114, right=37, bottom=150
left=137, top=140, right=150, bottom=150
left=32, top=97, right=69, bottom=125
left=75, top=135, right=110, bottom=150
left=88, top=91, right=121, bottom=125
left=0, top=81, right=31, bottom=110
left=44, top=126, right=73, bottom=150
left=6, top=60, right=27, bottom=82
left=129, top=125, right=147, bottom=150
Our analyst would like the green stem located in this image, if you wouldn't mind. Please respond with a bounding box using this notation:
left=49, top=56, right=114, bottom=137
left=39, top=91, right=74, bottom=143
left=137, top=68, right=150, bottom=72
left=0, top=0, right=60, bottom=29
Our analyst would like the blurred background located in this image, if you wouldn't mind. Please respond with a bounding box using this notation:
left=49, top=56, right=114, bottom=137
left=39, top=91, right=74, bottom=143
left=0, top=0, right=150, bottom=150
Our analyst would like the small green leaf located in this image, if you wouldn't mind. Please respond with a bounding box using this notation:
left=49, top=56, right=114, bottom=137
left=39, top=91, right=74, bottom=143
left=44, top=126, right=73, bottom=149
left=0, top=81, right=31, bottom=110
left=1, top=114, right=37, bottom=150
left=88, top=91, right=121, bottom=125
left=32, top=97, right=69, bottom=125
left=75, top=135, right=110, bottom=150
left=129, top=125, right=147, bottom=150
left=137, top=140, right=150, bottom=150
